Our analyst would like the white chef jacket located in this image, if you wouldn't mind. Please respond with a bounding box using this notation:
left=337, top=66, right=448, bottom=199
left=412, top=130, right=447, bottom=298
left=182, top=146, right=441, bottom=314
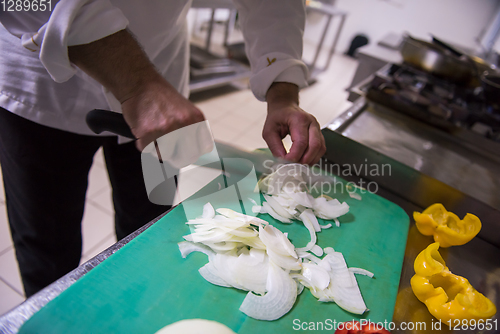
left=0, top=0, right=308, bottom=136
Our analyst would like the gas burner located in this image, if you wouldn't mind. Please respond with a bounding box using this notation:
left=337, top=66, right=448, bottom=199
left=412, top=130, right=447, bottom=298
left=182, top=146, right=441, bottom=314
left=366, top=64, right=500, bottom=143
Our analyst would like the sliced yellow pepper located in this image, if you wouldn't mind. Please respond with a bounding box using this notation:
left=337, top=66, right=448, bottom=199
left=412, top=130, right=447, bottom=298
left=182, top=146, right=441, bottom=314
left=413, top=203, right=481, bottom=247
left=411, top=242, right=496, bottom=324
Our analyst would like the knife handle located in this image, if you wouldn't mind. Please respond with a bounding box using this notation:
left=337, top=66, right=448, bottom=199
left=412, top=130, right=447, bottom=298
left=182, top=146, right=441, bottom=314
left=86, top=109, right=136, bottom=139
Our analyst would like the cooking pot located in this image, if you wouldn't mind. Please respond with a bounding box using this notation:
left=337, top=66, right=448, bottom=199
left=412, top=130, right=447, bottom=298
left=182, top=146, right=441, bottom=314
left=400, top=35, right=494, bottom=86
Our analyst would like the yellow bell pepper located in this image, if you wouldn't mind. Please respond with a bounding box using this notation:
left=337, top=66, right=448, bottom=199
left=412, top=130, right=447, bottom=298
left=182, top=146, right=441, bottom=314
left=413, top=203, right=481, bottom=247
left=411, top=242, right=496, bottom=324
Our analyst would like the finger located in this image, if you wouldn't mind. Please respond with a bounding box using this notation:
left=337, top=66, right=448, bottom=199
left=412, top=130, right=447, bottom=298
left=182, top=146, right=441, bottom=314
left=284, top=119, right=310, bottom=163
left=263, top=126, right=287, bottom=158
left=299, top=125, right=326, bottom=165
left=313, top=142, right=326, bottom=165
left=311, top=134, right=326, bottom=165
left=309, top=144, right=326, bottom=167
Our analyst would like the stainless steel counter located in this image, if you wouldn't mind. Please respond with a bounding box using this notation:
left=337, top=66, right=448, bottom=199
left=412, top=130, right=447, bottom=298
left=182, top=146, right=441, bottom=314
left=321, top=97, right=500, bottom=333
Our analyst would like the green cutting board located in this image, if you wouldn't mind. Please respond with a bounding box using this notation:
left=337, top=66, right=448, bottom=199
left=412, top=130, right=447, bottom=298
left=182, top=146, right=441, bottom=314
left=19, top=173, right=409, bottom=333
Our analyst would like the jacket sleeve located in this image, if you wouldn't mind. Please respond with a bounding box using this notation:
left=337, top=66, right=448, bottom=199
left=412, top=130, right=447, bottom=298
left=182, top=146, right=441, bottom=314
left=231, top=0, right=309, bottom=101
left=0, top=0, right=128, bottom=83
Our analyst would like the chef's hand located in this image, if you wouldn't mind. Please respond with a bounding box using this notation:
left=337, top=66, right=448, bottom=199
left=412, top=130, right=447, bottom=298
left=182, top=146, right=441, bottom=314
left=69, top=29, right=204, bottom=151
left=263, top=82, right=326, bottom=165
left=120, top=78, right=205, bottom=152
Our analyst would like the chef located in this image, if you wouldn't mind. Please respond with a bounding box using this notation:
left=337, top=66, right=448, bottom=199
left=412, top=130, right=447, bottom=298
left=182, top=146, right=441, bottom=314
left=0, top=0, right=326, bottom=297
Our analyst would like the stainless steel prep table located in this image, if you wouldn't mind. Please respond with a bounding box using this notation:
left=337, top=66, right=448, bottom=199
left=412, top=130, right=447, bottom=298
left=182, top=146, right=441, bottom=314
left=320, top=96, right=500, bottom=333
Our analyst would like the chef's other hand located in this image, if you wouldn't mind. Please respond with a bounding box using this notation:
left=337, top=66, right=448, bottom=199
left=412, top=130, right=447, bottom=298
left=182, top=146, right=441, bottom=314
left=263, top=82, right=326, bottom=165
left=68, top=29, right=204, bottom=151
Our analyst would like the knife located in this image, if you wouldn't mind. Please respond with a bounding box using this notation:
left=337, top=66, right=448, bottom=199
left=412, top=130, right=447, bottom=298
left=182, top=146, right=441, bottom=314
left=85, top=109, right=281, bottom=176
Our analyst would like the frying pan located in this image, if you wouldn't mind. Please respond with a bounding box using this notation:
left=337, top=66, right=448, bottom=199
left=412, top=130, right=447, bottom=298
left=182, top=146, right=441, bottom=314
left=400, top=35, right=494, bottom=86
left=431, top=35, right=495, bottom=79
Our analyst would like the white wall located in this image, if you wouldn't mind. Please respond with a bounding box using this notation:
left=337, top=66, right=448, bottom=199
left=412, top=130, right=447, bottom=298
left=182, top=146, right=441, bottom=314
left=304, top=0, right=500, bottom=55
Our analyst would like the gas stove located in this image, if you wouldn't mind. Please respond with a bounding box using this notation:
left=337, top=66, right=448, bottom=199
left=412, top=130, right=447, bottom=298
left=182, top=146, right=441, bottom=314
left=365, top=64, right=500, bottom=146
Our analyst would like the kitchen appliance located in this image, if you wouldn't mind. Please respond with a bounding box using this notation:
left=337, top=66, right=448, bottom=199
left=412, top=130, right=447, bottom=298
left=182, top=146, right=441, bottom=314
left=365, top=63, right=500, bottom=153
left=336, top=61, right=500, bottom=227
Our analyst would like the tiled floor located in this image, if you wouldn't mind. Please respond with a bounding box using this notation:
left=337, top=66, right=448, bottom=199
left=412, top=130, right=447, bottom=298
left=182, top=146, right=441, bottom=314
left=0, top=51, right=358, bottom=316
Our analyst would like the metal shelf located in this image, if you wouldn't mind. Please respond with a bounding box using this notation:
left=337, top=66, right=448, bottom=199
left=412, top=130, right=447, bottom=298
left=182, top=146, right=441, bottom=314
left=189, top=45, right=251, bottom=93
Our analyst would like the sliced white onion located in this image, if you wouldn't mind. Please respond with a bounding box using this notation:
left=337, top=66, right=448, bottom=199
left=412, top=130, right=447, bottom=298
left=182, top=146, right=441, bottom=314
left=203, top=241, right=239, bottom=252
left=239, top=262, right=297, bottom=321
left=259, top=225, right=297, bottom=258
left=260, top=163, right=310, bottom=195
left=296, top=210, right=317, bottom=252
left=297, top=252, right=322, bottom=265
left=211, top=251, right=245, bottom=290
left=296, top=280, right=305, bottom=295
left=216, top=208, right=268, bottom=227
left=324, top=247, right=335, bottom=254
left=313, top=197, right=349, bottom=219
left=310, top=244, right=323, bottom=257
left=263, top=194, right=294, bottom=219
left=248, top=197, right=260, bottom=206
left=201, top=202, right=216, bottom=219
left=283, top=189, right=314, bottom=208
left=321, top=252, right=368, bottom=314
left=273, top=194, right=295, bottom=209
left=302, top=262, right=330, bottom=291
left=178, top=241, right=215, bottom=260
left=266, top=247, right=302, bottom=270
left=180, top=202, right=370, bottom=321
left=199, top=262, right=231, bottom=287
left=334, top=218, right=340, bottom=228
left=262, top=201, right=291, bottom=223
left=320, top=223, right=332, bottom=229
left=310, top=213, right=321, bottom=232
left=252, top=205, right=263, bottom=214
left=290, top=273, right=314, bottom=290
left=231, top=248, right=269, bottom=294
left=349, top=267, right=374, bottom=278
left=349, top=192, right=362, bottom=201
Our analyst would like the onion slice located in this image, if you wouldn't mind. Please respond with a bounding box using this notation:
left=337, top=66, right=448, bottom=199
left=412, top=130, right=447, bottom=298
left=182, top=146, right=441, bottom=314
left=349, top=192, right=362, bottom=201
left=239, top=262, right=297, bottom=321
left=262, top=202, right=291, bottom=223
left=320, top=252, right=368, bottom=314
left=349, top=267, right=374, bottom=278
left=199, top=262, right=231, bottom=287
left=310, top=244, right=324, bottom=257
left=302, top=262, right=330, bottom=291
left=178, top=241, right=215, bottom=260
left=259, top=225, right=297, bottom=258
left=201, top=202, right=216, bottom=219
left=296, top=210, right=318, bottom=252
left=264, top=194, right=294, bottom=219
